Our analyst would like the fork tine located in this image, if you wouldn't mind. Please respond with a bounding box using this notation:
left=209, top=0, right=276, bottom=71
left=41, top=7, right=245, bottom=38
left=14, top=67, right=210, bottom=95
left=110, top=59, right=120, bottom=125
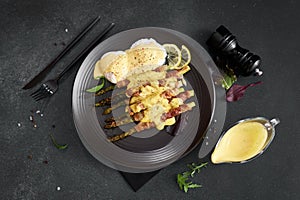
left=30, top=87, right=43, bottom=97
left=32, top=91, right=45, bottom=99
left=35, top=94, right=48, bottom=101
left=30, top=81, right=56, bottom=101
left=32, top=91, right=45, bottom=100
left=33, top=93, right=45, bottom=101
left=33, top=90, right=48, bottom=101
left=30, top=87, right=46, bottom=100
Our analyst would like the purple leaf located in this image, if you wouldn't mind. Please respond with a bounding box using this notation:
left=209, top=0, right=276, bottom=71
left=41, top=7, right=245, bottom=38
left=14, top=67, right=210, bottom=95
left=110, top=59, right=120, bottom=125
left=226, top=81, right=262, bottom=102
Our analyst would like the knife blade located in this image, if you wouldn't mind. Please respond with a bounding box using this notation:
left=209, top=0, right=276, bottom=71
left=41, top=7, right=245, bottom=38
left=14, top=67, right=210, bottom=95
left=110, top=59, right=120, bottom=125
left=22, top=16, right=101, bottom=89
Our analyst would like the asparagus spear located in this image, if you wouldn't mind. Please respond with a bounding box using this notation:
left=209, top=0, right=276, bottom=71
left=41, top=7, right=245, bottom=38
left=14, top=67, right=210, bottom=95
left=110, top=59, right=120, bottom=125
left=104, top=117, right=133, bottom=129
left=104, top=111, right=144, bottom=129
left=95, top=97, right=111, bottom=107
left=105, top=112, right=131, bottom=123
left=108, top=122, right=154, bottom=142
left=108, top=128, right=137, bottom=142
left=95, top=85, right=115, bottom=96
left=104, top=116, right=115, bottom=123
left=103, top=107, right=112, bottom=115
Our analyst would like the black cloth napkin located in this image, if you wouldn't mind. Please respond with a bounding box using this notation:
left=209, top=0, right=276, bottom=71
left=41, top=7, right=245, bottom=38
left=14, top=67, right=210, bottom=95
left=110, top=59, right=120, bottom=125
left=119, top=170, right=160, bottom=192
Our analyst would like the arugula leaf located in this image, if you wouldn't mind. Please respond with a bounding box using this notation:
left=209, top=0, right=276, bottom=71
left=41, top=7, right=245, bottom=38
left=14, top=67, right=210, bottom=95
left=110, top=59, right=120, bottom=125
left=50, top=134, right=68, bottom=150
left=188, top=183, right=202, bottom=189
left=177, top=162, right=207, bottom=193
left=184, top=184, right=189, bottom=193
left=177, top=173, right=202, bottom=193
left=188, top=162, right=208, bottom=177
left=86, top=77, right=105, bottom=93
left=177, top=173, right=189, bottom=192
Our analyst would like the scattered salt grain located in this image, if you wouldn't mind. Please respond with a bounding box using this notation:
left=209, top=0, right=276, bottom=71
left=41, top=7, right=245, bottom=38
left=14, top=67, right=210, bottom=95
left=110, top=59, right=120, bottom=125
left=17, top=122, right=21, bottom=127
left=36, top=110, right=41, bottom=114
left=29, top=115, right=37, bottom=128
left=65, top=28, right=68, bottom=32
left=56, top=186, right=61, bottom=191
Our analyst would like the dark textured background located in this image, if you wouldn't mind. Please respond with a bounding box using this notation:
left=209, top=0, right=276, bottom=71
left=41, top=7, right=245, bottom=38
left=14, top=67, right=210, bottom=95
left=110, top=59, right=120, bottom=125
left=1, top=0, right=299, bottom=199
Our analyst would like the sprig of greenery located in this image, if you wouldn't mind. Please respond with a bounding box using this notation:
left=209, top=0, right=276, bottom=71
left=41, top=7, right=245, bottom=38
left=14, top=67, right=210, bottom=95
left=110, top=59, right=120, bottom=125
left=177, top=162, right=208, bottom=193
left=177, top=173, right=202, bottom=193
left=215, top=58, right=237, bottom=90
left=222, top=72, right=237, bottom=90
left=86, top=77, right=105, bottom=93
left=187, top=162, right=208, bottom=177
left=50, top=134, right=68, bottom=150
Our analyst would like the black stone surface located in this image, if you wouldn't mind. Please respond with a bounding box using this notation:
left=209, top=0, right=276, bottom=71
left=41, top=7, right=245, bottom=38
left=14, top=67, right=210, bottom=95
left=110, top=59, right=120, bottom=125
left=120, top=171, right=160, bottom=192
left=1, top=0, right=299, bottom=199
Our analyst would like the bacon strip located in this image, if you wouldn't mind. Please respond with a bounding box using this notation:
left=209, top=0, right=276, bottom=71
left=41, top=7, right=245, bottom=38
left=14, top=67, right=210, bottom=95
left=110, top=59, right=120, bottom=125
left=176, top=90, right=194, bottom=102
left=161, top=103, right=195, bottom=121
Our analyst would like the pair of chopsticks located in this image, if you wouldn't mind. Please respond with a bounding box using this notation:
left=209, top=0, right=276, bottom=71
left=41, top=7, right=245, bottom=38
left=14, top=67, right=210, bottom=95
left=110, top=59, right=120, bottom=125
left=23, top=16, right=114, bottom=89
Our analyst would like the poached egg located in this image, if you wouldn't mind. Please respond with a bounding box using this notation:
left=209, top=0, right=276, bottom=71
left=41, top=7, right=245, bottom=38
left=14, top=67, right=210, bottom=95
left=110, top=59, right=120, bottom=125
left=93, top=38, right=167, bottom=83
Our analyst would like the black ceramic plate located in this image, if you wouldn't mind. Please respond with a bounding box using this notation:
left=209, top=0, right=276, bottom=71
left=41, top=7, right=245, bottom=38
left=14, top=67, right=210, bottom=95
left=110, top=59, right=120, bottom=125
left=72, top=27, right=226, bottom=173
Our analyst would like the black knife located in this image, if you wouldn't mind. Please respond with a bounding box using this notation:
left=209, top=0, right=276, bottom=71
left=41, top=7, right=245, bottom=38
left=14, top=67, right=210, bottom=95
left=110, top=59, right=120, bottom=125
left=51, top=23, right=115, bottom=81
left=22, top=16, right=101, bottom=89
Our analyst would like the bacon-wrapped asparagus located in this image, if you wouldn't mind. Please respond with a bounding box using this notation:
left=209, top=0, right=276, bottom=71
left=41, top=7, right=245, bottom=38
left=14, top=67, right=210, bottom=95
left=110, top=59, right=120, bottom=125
left=103, top=79, right=183, bottom=113
left=104, top=111, right=144, bottom=129
left=104, top=89, right=194, bottom=127
left=108, top=102, right=195, bottom=142
left=104, top=89, right=194, bottom=128
left=102, top=99, right=129, bottom=115
left=104, top=117, right=133, bottom=129
left=116, top=65, right=190, bottom=89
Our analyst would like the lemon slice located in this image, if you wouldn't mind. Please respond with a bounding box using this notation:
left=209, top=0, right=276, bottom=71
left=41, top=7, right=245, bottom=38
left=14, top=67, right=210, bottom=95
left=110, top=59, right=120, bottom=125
left=163, top=44, right=181, bottom=69
left=178, top=45, right=191, bottom=69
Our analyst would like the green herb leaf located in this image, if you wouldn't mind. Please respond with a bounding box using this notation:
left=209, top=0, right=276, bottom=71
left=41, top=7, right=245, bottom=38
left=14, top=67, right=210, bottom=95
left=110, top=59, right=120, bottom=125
left=182, top=171, right=191, bottom=177
left=50, top=134, right=68, bottom=150
left=188, top=162, right=208, bottom=176
left=222, top=73, right=237, bottom=90
left=184, top=185, right=188, bottom=193
left=86, top=77, right=105, bottom=93
left=177, top=162, right=208, bottom=193
left=188, top=183, right=202, bottom=189
left=177, top=174, right=185, bottom=190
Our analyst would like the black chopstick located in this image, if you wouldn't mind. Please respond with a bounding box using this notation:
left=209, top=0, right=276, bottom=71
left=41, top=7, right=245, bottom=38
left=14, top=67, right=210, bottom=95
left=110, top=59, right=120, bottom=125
left=22, top=16, right=101, bottom=89
left=56, top=23, right=115, bottom=80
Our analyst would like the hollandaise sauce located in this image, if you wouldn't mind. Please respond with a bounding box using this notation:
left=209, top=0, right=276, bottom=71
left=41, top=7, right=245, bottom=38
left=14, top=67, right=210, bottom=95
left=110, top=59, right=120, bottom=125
left=211, top=121, right=268, bottom=164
